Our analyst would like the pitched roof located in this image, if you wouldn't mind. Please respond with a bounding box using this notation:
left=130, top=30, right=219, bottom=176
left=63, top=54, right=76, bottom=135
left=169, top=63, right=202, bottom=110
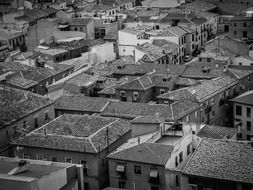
left=117, top=74, right=153, bottom=90
left=136, top=42, right=171, bottom=62
left=68, top=18, right=93, bottom=26
left=152, top=39, right=178, bottom=52
left=101, top=99, right=199, bottom=121
left=183, top=138, right=253, bottom=184
left=197, top=125, right=237, bottom=139
left=108, top=143, right=173, bottom=165
left=55, top=95, right=111, bottom=112
left=131, top=116, right=163, bottom=124
left=12, top=114, right=131, bottom=153
left=0, top=87, right=53, bottom=127
left=230, top=90, right=253, bottom=105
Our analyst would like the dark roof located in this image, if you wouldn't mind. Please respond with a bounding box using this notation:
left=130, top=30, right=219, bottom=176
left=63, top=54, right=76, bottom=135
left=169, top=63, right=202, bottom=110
left=68, top=18, right=93, bottom=26
left=0, top=87, right=53, bottom=127
left=55, top=95, right=111, bottom=112
left=12, top=114, right=131, bottom=153
left=183, top=138, right=253, bottom=184
left=101, top=99, right=199, bottom=121
left=197, top=125, right=237, bottom=139
left=108, top=143, right=173, bottom=165
left=230, top=90, right=253, bottom=105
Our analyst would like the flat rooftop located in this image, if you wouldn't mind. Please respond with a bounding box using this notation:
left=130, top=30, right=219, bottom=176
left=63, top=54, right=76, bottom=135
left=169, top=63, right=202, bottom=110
left=155, top=135, right=181, bottom=145
left=0, top=159, right=64, bottom=179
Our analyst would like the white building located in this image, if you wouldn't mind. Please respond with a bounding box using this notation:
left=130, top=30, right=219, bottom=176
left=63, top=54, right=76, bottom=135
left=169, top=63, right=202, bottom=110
left=90, top=42, right=116, bottom=63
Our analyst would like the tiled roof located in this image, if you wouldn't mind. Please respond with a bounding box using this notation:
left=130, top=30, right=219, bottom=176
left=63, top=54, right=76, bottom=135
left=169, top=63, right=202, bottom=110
left=0, top=87, right=53, bottom=127
left=112, top=62, right=186, bottom=76
left=65, top=72, right=98, bottom=87
left=55, top=95, right=111, bottom=112
left=108, top=142, right=173, bottom=165
left=183, top=138, right=253, bottom=184
left=117, top=75, right=153, bottom=90
left=131, top=116, right=163, bottom=124
left=101, top=100, right=199, bottom=121
left=5, top=64, right=74, bottom=86
left=152, top=39, right=178, bottom=52
left=12, top=114, right=131, bottom=153
left=158, top=76, right=237, bottom=102
left=136, top=42, right=171, bottom=62
left=157, top=88, right=197, bottom=102
left=197, top=125, right=237, bottom=139
left=102, top=101, right=173, bottom=120
left=230, top=90, right=253, bottom=106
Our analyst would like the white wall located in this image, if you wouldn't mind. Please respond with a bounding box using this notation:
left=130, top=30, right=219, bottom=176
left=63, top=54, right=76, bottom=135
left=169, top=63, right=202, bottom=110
left=90, top=42, right=116, bottom=63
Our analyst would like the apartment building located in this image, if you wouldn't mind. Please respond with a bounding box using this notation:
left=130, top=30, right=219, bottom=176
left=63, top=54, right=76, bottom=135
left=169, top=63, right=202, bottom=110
left=231, top=90, right=253, bottom=140
left=12, top=114, right=132, bottom=190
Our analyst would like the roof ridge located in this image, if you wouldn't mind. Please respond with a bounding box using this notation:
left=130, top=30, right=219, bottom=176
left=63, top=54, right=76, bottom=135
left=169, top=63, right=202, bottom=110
left=143, top=143, right=164, bottom=161
left=88, top=137, right=98, bottom=152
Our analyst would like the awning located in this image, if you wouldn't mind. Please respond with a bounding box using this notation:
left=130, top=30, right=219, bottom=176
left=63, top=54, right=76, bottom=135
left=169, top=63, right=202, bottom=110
left=149, top=168, right=158, bottom=178
left=116, top=164, right=125, bottom=172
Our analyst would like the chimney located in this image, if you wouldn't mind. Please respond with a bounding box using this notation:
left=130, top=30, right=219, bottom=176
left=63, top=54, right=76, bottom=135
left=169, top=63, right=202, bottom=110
left=8, top=160, right=30, bottom=175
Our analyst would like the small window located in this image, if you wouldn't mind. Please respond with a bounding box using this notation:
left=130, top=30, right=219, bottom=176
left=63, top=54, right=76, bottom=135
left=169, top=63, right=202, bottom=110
left=186, top=116, right=190, bottom=122
left=187, top=144, right=191, bottom=155
left=176, top=175, right=180, bottom=187
left=134, top=165, right=141, bottom=174
left=247, top=107, right=251, bottom=117
left=45, top=112, right=49, bottom=120
left=175, top=156, right=178, bottom=167
left=34, top=117, right=38, bottom=128
left=120, top=91, right=126, bottom=97
left=133, top=91, right=139, bottom=98
left=248, top=76, right=251, bottom=81
left=179, top=152, right=183, bottom=163
left=207, top=58, right=211, bottom=62
left=195, top=111, right=198, bottom=118
left=236, top=105, right=242, bottom=116
left=23, top=121, right=26, bottom=128
left=247, top=121, right=251, bottom=131
left=192, top=130, right=195, bottom=135
left=80, top=160, right=88, bottom=175
left=247, top=135, right=251, bottom=141
left=160, top=89, right=165, bottom=95
left=65, top=158, right=72, bottom=163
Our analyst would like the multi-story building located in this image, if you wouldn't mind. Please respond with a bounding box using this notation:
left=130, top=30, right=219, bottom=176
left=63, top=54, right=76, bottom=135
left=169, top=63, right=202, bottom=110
left=107, top=123, right=193, bottom=190
left=12, top=114, right=132, bottom=190
left=182, top=138, right=253, bottom=190
left=229, top=14, right=253, bottom=40
left=0, top=156, right=84, bottom=190
left=0, top=87, right=54, bottom=155
left=231, top=90, right=253, bottom=140
left=0, top=29, right=26, bottom=51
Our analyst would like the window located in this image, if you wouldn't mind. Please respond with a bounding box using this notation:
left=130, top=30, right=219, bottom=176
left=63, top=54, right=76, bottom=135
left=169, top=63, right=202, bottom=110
left=80, top=160, right=88, bottom=175
left=248, top=76, right=251, bottom=81
left=23, top=121, right=26, bottom=128
left=65, top=158, right=72, bottom=163
left=151, top=186, right=159, bottom=190
left=34, top=117, right=38, bottom=128
left=207, top=58, right=211, bottom=62
left=195, top=111, right=198, bottom=118
left=234, top=23, right=237, bottom=27
left=23, top=154, right=29, bottom=159
left=247, top=135, right=251, bottom=141
left=118, top=181, right=126, bottom=189
left=160, top=89, right=165, bottom=95
left=192, top=130, right=196, bottom=135
left=187, top=144, right=191, bottom=155
left=176, top=175, right=180, bottom=187
left=186, top=116, right=189, bottom=122
left=175, top=156, right=178, bottom=167
left=247, top=107, right=251, bottom=117
left=36, top=154, right=43, bottom=160
left=212, top=111, right=215, bottom=116
left=234, top=31, right=237, bottom=35
left=236, top=105, right=242, bottom=115
left=45, top=112, right=49, bottom=120
left=179, top=152, right=183, bottom=163
left=247, top=121, right=251, bottom=131
left=134, top=165, right=141, bottom=174
left=120, top=91, right=126, bottom=97
left=51, top=156, right=57, bottom=162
